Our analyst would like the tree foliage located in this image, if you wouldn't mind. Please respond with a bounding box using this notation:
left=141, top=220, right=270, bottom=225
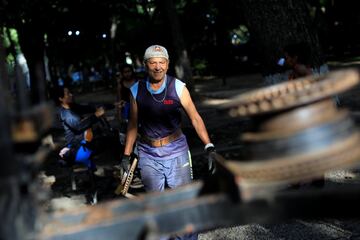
left=1, top=0, right=359, bottom=85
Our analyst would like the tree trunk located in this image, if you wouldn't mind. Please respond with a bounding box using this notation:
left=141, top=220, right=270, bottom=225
left=214, top=1, right=229, bottom=86
left=159, top=0, right=194, bottom=91
left=240, top=0, right=324, bottom=76
left=18, top=21, right=47, bottom=105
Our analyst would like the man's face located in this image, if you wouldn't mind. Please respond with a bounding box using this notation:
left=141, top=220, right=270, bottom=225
left=145, top=57, right=169, bottom=82
left=121, top=67, right=133, bottom=81
left=60, top=88, right=73, bottom=105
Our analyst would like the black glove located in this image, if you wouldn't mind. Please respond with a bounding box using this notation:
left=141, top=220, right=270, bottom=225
left=121, top=155, right=131, bottom=173
left=205, top=143, right=216, bottom=175
left=121, top=153, right=138, bottom=173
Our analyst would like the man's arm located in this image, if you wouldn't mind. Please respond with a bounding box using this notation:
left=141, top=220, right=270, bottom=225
left=180, top=86, right=211, bottom=145
left=71, top=103, right=96, bottom=115
left=63, top=107, right=104, bottom=132
left=124, top=95, right=138, bottom=155
left=180, top=86, right=216, bottom=174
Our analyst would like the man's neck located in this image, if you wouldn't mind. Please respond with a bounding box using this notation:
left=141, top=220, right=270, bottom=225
left=149, top=79, right=165, bottom=91
left=149, top=76, right=166, bottom=91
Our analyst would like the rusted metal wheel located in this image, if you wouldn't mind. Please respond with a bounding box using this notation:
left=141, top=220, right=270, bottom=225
left=219, top=69, right=360, bottom=184
left=221, top=69, right=359, bottom=117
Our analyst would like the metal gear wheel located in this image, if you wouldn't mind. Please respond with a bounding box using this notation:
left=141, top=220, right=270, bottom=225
left=218, top=69, right=360, bottom=185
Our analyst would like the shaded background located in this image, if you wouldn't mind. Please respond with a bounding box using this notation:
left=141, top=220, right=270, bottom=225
left=2, top=0, right=360, bottom=101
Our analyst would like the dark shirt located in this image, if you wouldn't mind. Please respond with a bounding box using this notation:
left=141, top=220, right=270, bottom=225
left=136, top=76, right=182, bottom=139
left=120, top=81, right=131, bottom=102
left=59, top=103, right=98, bottom=146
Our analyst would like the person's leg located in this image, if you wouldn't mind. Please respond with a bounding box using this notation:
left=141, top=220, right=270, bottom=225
left=74, top=144, right=96, bottom=170
left=138, top=157, right=166, bottom=192
left=166, top=151, right=192, bottom=189
left=74, top=143, right=97, bottom=204
left=165, top=151, right=198, bottom=240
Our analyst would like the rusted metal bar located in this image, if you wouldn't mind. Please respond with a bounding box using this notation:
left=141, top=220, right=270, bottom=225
left=12, top=103, right=54, bottom=145
left=0, top=30, right=55, bottom=240
left=219, top=69, right=360, bottom=185
left=0, top=31, right=20, bottom=240
left=114, top=157, right=139, bottom=196
left=0, top=30, right=34, bottom=240
left=0, top=25, right=17, bottom=178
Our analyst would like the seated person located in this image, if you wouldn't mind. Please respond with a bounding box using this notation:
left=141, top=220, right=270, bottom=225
left=54, top=86, right=105, bottom=170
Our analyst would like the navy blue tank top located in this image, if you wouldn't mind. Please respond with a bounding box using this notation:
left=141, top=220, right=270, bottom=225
left=136, top=76, right=181, bottom=139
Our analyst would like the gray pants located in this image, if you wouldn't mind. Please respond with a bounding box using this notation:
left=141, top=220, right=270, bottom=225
left=138, top=150, right=197, bottom=240
left=138, top=150, right=192, bottom=192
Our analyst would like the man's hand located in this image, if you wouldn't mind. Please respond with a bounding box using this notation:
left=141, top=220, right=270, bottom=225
left=205, top=143, right=216, bottom=175
left=59, top=147, right=70, bottom=158
left=115, top=100, right=126, bottom=109
left=121, top=155, right=131, bottom=173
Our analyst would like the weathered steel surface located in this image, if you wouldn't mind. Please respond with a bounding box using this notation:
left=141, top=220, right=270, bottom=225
left=220, top=69, right=359, bottom=117
left=40, top=158, right=360, bottom=240
left=220, top=69, right=360, bottom=186
left=0, top=33, right=38, bottom=240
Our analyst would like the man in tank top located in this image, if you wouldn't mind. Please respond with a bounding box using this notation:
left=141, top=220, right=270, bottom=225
left=121, top=45, right=215, bottom=239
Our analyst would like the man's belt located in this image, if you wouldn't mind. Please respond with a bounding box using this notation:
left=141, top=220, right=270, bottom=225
left=141, top=129, right=182, bottom=147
